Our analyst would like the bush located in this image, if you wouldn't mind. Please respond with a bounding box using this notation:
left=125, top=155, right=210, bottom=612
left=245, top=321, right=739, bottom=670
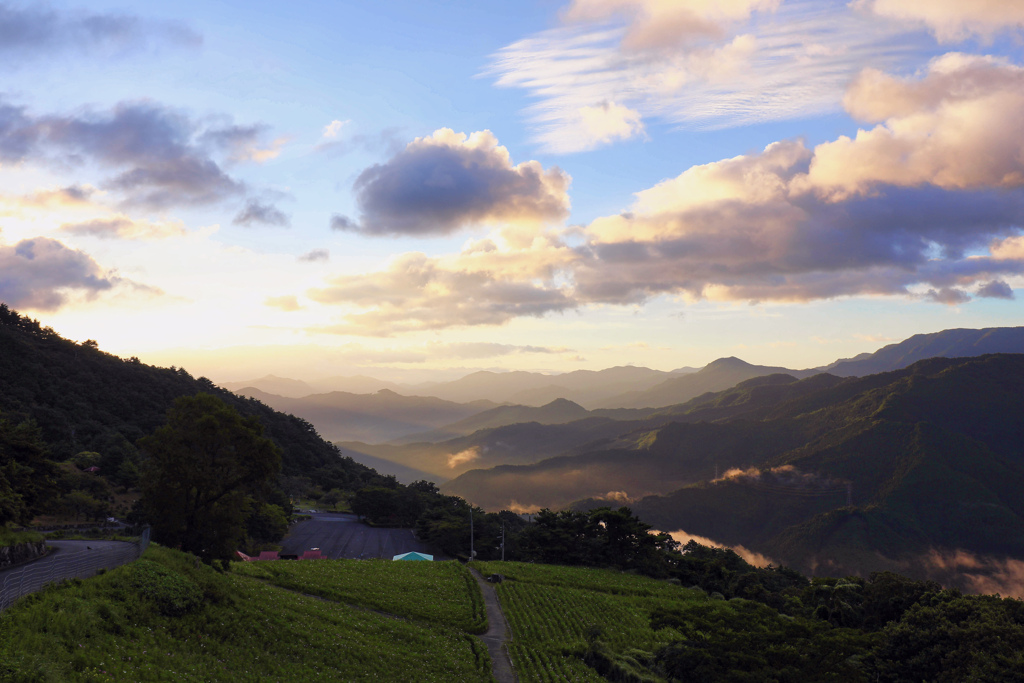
left=127, top=559, right=203, bottom=617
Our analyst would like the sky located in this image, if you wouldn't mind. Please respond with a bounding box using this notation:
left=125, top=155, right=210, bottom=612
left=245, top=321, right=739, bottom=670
left=2, top=0, right=1023, bottom=384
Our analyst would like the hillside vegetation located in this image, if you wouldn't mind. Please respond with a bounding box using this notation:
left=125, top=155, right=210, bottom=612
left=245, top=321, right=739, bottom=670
left=0, top=304, right=385, bottom=530
left=0, top=545, right=492, bottom=682
left=444, top=355, right=1024, bottom=580
left=4, top=542, right=1023, bottom=682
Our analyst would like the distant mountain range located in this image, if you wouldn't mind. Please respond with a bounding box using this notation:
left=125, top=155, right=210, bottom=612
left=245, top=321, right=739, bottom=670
left=230, top=387, right=498, bottom=444
left=440, top=354, right=1024, bottom=578
left=230, top=325, right=1024, bottom=463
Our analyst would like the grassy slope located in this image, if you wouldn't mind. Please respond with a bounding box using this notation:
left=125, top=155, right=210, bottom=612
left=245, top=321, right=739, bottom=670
left=0, top=546, right=493, bottom=682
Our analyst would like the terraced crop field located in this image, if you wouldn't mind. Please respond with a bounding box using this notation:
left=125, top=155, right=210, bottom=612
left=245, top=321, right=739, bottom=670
left=472, top=561, right=701, bottom=682
left=234, top=557, right=487, bottom=633
left=0, top=547, right=493, bottom=682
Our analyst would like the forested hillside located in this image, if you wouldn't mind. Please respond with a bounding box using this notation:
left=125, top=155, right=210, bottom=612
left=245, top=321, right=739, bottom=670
left=0, top=304, right=380, bottom=500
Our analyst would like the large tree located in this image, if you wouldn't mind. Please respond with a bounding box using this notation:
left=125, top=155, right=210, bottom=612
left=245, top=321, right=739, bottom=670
left=136, top=393, right=281, bottom=560
left=0, top=416, right=58, bottom=526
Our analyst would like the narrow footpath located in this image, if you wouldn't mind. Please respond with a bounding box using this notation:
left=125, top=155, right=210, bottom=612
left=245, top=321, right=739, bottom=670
left=470, top=568, right=517, bottom=683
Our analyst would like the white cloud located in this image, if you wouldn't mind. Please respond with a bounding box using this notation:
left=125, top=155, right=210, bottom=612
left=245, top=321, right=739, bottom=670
left=489, top=1, right=922, bottom=152
left=59, top=214, right=187, bottom=240
left=322, top=119, right=350, bottom=139
left=859, top=0, right=1024, bottom=42
left=804, top=54, right=1024, bottom=198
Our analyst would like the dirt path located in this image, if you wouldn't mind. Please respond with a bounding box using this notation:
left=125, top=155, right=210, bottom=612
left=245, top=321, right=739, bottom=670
left=470, top=568, right=517, bottom=683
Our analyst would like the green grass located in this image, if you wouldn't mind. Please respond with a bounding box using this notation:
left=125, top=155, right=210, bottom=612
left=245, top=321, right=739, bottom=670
left=0, top=529, right=43, bottom=548
left=234, top=557, right=488, bottom=633
left=472, top=561, right=702, bottom=682
left=0, top=546, right=494, bottom=682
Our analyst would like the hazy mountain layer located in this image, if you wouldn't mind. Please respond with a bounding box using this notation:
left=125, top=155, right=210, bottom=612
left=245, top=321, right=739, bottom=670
left=595, top=356, right=819, bottom=409
left=231, top=387, right=498, bottom=444
left=406, top=366, right=675, bottom=407
left=389, top=398, right=655, bottom=444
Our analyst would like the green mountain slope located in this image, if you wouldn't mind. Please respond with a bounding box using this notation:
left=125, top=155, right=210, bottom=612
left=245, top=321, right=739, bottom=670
left=823, top=326, right=1024, bottom=376
left=0, top=304, right=377, bottom=491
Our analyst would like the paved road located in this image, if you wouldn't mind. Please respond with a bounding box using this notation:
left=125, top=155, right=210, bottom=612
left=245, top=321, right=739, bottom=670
left=0, top=540, right=129, bottom=575
left=281, top=513, right=442, bottom=560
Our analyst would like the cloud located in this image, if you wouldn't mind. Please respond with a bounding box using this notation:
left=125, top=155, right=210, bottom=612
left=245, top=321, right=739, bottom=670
left=233, top=199, right=290, bottom=227
left=489, top=1, right=921, bottom=151
left=447, top=447, right=481, bottom=469
left=307, top=225, right=578, bottom=335
left=569, top=101, right=646, bottom=149
left=975, top=280, right=1014, bottom=299
left=858, top=0, right=1024, bottom=42
left=265, top=295, right=302, bottom=312
left=339, top=129, right=571, bottom=236
left=808, top=54, right=1024, bottom=198
left=0, top=237, right=115, bottom=310
left=0, top=3, right=200, bottom=62
left=668, top=529, right=775, bottom=568
left=329, top=214, right=358, bottom=231
left=421, top=342, right=570, bottom=359
left=314, top=126, right=404, bottom=157
left=321, top=119, right=349, bottom=139
left=298, top=248, right=329, bottom=263
left=309, top=55, right=1024, bottom=333
left=923, top=287, right=971, bottom=305
left=0, top=185, right=96, bottom=215
left=203, top=124, right=287, bottom=163
left=0, top=99, right=281, bottom=210
left=562, top=0, right=779, bottom=51
left=59, top=214, right=186, bottom=240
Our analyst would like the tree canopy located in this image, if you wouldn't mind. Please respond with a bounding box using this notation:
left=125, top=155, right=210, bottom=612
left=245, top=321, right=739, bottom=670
left=136, top=393, right=282, bottom=560
left=0, top=416, right=58, bottom=526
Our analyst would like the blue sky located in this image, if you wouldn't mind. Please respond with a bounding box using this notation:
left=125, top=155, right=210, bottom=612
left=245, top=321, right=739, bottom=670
left=1, top=1, right=1023, bottom=383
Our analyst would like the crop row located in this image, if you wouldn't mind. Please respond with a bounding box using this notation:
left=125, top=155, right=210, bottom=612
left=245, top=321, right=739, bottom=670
left=234, top=558, right=487, bottom=633
left=473, top=561, right=700, bottom=682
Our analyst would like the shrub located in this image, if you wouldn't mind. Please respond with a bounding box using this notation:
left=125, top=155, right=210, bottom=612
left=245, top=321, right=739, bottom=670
left=127, top=559, right=202, bottom=617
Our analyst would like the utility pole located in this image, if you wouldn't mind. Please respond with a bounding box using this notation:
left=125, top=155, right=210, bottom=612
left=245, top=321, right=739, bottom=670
left=501, top=522, right=505, bottom=561
left=469, top=506, right=475, bottom=560
left=846, top=482, right=852, bottom=507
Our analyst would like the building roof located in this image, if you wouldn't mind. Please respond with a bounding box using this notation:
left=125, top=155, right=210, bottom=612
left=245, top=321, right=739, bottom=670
left=392, top=551, right=433, bottom=561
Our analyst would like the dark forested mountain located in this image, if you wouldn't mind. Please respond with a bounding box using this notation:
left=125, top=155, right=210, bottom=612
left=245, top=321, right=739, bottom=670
left=443, top=354, right=1024, bottom=578
left=822, top=326, right=1024, bottom=376
left=0, top=304, right=378, bottom=492
left=232, top=387, right=498, bottom=444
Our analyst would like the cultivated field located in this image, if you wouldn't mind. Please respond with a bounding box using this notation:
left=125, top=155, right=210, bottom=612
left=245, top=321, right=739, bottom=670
left=0, top=546, right=493, bottom=681
left=234, top=557, right=487, bottom=633
left=471, top=561, right=702, bottom=682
